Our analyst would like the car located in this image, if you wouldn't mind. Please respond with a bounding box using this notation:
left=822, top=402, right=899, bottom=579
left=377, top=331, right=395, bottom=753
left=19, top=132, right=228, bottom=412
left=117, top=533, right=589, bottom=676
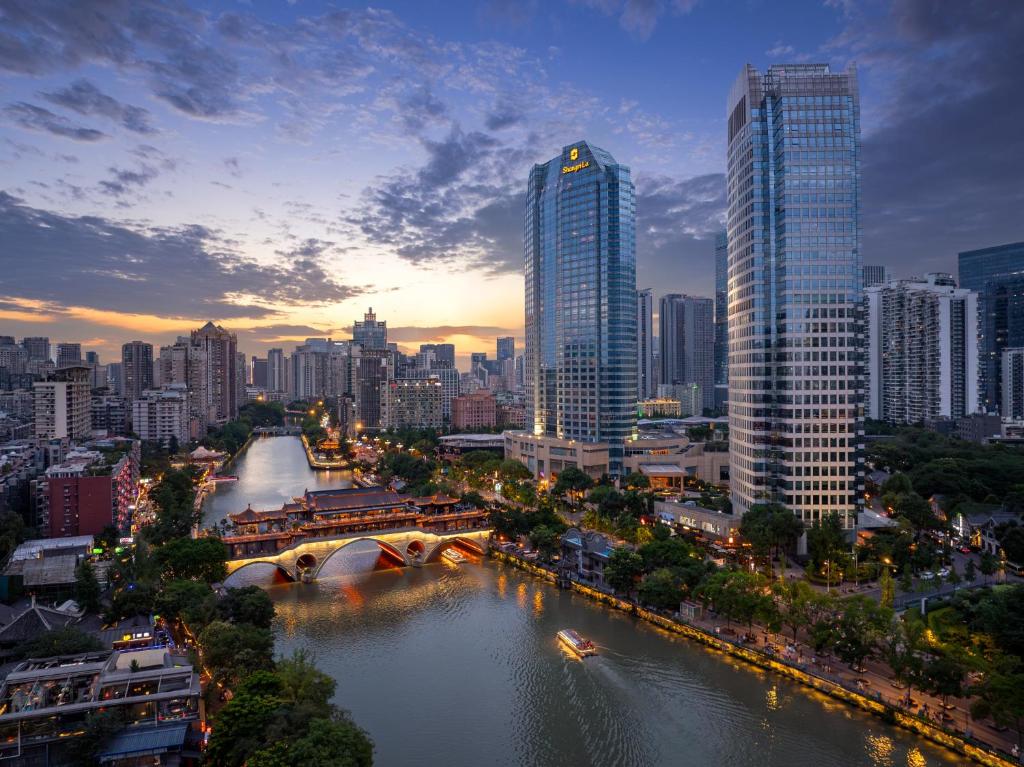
left=959, top=546, right=972, bottom=555
left=919, top=571, right=935, bottom=580
left=937, top=568, right=951, bottom=578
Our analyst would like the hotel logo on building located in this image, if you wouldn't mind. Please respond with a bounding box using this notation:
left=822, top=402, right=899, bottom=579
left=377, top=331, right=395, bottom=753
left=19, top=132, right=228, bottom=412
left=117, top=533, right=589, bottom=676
left=562, top=146, right=590, bottom=174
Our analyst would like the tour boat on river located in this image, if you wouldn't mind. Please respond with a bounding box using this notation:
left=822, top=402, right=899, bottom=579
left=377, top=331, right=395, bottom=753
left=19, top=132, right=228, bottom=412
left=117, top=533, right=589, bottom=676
left=442, top=549, right=467, bottom=564
left=557, top=629, right=597, bottom=658
left=208, top=475, right=239, bottom=483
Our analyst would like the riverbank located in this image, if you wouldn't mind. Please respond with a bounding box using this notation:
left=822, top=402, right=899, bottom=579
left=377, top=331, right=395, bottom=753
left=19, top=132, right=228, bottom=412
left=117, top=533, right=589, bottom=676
left=490, top=548, right=1017, bottom=767
left=300, top=433, right=350, bottom=470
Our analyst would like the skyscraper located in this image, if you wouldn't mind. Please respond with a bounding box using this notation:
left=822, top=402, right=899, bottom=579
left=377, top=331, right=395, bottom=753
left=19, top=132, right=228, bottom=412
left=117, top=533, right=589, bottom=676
left=714, top=231, right=729, bottom=410
left=862, top=264, right=886, bottom=288
left=33, top=366, right=91, bottom=440
left=120, top=341, right=154, bottom=401
left=419, top=343, right=455, bottom=368
left=496, top=336, right=515, bottom=362
left=958, top=241, right=1024, bottom=413
left=251, top=357, right=268, bottom=389
left=1003, top=347, right=1024, bottom=421
left=353, top=308, right=387, bottom=350
left=191, top=322, right=238, bottom=426
left=524, top=141, right=636, bottom=476
left=637, top=288, right=655, bottom=400
left=267, top=348, right=286, bottom=392
left=659, top=294, right=714, bottom=412
left=865, top=274, right=979, bottom=424
left=726, top=63, right=864, bottom=527
left=56, top=343, right=82, bottom=369
left=21, top=337, right=50, bottom=361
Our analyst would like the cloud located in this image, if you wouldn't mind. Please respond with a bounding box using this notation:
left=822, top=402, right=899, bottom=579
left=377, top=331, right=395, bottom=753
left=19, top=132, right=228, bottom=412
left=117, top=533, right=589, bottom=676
left=39, top=79, right=156, bottom=134
left=828, top=0, right=1024, bottom=277
left=0, top=192, right=361, bottom=319
left=3, top=102, right=106, bottom=141
left=98, top=164, right=160, bottom=197
left=572, top=0, right=699, bottom=41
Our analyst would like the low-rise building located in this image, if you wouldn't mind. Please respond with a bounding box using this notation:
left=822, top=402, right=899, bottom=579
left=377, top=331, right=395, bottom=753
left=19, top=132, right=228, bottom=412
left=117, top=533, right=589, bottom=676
left=1, top=536, right=94, bottom=601
left=637, top=398, right=682, bottom=418
left=0, top=648, right=202, bottom=764
left=560, top=528, right=613, bottom=589
left=654, top=499, right=738, bottom=541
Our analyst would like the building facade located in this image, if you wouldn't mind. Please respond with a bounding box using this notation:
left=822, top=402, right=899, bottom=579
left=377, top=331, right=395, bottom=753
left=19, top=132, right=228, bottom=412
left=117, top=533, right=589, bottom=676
left=1003, top=347, right=1024, bottom=421
left=381, top=378, right=443, bottom=429
left=866, top=274, right=979, bottom=424
left=637, top=288, right=655, bottom=400
left=862, top=264, right=886, bottom=288
left=132, top=387, right=190, bottom=447
left=33, top=367, right=91, bottom=441
left=958, top=242, right=1024, bottom=413
left=55, top=343, right=81, bottom=369
left=120, top=340, right=154, bottom=401
left=190, top=322, right=238, bottom=427
left=659, top=294, right=715, bottom=411
left=714, top=231, right=729, bottom=401
left=267, top=348, right=287, bottom=392
left=726, top=63, right=864, bottom=527
left=353, top=348, right=391, bottom=430
left=523, top=141, right=637, bottom=477
left=353, top=308, right=387, bottom=349
left=452, top=389, right=497, bottom=429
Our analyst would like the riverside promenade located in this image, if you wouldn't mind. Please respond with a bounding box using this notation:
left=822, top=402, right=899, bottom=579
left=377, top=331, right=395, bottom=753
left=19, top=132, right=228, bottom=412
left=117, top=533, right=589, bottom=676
left=491, top=547, right=1020, bottom=767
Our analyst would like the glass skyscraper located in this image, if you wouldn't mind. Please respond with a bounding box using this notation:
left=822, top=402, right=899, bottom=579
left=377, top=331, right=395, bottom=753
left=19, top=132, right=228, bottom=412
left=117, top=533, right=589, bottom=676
left=957, top=241, right=1024, bottom=412
left=726, top=64, right=864, bottom=528
left=714, top=230, right=729, bottom=388
left=525, top=141, right=637, bottom=475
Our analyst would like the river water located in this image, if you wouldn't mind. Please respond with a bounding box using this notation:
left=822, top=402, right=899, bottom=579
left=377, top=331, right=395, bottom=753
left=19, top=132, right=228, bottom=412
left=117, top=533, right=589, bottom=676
left=207, top=437, right=962, bottom=767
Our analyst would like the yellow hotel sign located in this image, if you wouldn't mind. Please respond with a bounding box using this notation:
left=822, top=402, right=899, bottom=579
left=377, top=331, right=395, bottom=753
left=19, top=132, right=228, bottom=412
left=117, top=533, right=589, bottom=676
left=562, top=147, right=589, bottom=174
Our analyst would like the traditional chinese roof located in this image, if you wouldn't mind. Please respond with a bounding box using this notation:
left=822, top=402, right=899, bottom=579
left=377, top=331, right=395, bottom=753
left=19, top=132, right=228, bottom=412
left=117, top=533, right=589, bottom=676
left=228, top=505, right=261, bottom=524
left=304, top=486, right=405, bottom=513
left=410, top=494, right=459, bottom=507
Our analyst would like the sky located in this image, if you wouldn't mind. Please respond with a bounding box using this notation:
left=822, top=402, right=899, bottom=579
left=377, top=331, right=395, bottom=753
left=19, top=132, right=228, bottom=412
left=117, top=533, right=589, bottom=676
left=1, top=0, right=1022, bottom=369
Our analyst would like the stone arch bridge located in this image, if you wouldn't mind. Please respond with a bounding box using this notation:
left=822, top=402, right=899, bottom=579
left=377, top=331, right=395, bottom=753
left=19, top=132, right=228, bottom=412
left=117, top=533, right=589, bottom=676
left=224, top=528, right=491, bottom=585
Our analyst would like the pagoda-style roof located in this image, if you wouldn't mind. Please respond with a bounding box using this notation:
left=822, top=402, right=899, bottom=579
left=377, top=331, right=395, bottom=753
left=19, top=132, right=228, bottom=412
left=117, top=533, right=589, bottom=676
left=410, top=494, right=460, bottom=507
left=304, top=486, right=406, bottom=513
left=228, top=505, right=261, bottom=525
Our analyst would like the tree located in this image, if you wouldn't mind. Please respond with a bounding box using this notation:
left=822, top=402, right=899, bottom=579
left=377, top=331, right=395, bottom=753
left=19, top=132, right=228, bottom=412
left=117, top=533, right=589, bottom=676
left=74, top=560, right=102, bottom=614
left=621, top=472, right=650, bottom=491
left=695, top=571, right=772, bottom=629
left=199, top=621, right=275, bottom=686
left=974, top=584, right=1024, bottom=656
left=528, top=525, right=560, bottom=562
left=216, top=586, right=276, bottom=629
left=971, top=653, right=1024, bottom=753
left=638, top=536, right=694, bottom=571
left=921, top=652, right=968, bottom=709
left=878, top=564, right=896, bottom=609
left=155, top=579, right=214, bottom=624
left=807, top=511, right=847, bottom=571
left=638, top=568, right=685, bottom=610
left=739, top=504, right=803, bottom=576
left=818, top=596, right=891, bottom=670
left=248, top=717, right=374, bottom=767
left=205, top=683, right=281, bottom=767
left=604, top=549, right=644, bottom=596
left=946, top=562, right=962, bottom=592
left=979, top=551, right=997, bottom=585
left=154, top=536, right=228, bottom=583
left=999, top=525, right=1024, bottom=565
left=881, top=619, right=924, bottom=695
left=553, top=467, right=594, bottom=507
left=964, top=558, right=977, bottom=585
left=772, top=580, right=818, bottom=641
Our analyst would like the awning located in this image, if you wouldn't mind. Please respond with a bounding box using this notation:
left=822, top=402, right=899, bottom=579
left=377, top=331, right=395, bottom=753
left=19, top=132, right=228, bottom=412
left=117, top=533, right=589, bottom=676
left=638, top=464, right=686, bottom=476
left=99, top=723, right=189, bottom=762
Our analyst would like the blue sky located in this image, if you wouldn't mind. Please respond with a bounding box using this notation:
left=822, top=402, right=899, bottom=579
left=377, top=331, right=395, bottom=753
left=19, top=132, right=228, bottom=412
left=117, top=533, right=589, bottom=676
left=1, top=0, right=1022, bottom=366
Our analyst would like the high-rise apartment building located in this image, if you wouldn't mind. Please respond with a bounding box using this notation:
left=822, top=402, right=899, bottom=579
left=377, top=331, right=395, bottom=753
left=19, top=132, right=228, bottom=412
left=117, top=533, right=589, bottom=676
left=862, top=265, right=886, bottom=288
left=33, top=366, right=91, bottom=441
left=726, top=63, right=864, bottom=527
left=353, top=348, right=392, bottom=430
left=714, top=231, right=729, bottom=411
left=1003, top=348, right=1024, bottom=421
left=132, top=386, right=190, bottom=447
left=866, top=274, right=979, bottom=424
left=120, top=341, right=154, bottom=401
left=958, top=241, right=1024, bottom=413
left=523, top=141, right=637, bottom=476
left=637, top=288, right=655, bottom=400
left=190, top=322, right=238, bottom=426
left=267, top=348, right=286, bottom=392
left=353, top=308, right=387, bottom=350
left=381, top=378, right=443, bottom=429
left=55, top=343, right=81, bottom=369
left=452, top=389, right=497, bottom=429
left=21, top=337, right=50, bottom=361
left=251, top=357, right=268, bottom=389
left=496, top=337, right=515, bottom=363
left=419, top=343, right=455, bottom=368
left=659, top=294, right=714, bottom=412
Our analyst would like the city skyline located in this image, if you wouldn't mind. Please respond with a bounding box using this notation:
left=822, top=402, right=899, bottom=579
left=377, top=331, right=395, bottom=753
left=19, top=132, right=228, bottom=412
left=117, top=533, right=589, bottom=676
left=2, top=1, right=1021, bottom=368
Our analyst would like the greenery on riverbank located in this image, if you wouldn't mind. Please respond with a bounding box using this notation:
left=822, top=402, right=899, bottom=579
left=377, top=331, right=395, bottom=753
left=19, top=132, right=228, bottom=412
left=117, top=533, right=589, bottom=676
left=205, top=401, right=287, bottom=456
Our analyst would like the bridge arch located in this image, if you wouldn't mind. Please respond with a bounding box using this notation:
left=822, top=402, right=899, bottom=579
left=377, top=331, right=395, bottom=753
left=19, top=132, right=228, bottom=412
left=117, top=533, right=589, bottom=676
left=295, top=553, right=318, bottom=571
left=224, top=561, right=295, bottom=587
left=314, top=537, right=407, bottom=577
left=406, top=540, right=425, bottom=557
left=424, top=536, right=486, bottom=563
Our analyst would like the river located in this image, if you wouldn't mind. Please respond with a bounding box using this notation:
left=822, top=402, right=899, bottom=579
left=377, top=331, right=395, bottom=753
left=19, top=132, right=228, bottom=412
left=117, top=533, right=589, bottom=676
left=207, top=437, right=963, bottom=767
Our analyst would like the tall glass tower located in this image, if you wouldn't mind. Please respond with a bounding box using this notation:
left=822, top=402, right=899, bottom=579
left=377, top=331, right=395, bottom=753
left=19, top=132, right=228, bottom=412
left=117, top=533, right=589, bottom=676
left=726, top=64, right=864, bottom=528
left=525, top=141, right=637, bottom=475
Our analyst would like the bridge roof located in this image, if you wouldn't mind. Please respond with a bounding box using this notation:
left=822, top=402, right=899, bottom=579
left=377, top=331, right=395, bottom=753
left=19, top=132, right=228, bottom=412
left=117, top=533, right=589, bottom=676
left=306, top=487, right=406, bottom=512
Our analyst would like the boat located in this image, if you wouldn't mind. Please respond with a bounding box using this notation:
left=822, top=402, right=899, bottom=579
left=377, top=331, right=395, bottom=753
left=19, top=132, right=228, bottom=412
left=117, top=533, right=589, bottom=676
left=442, top=549, right=467, bottom=564
left=209, top=475, right=239, bottom=483
left=557, top=629, right=597, bottom=658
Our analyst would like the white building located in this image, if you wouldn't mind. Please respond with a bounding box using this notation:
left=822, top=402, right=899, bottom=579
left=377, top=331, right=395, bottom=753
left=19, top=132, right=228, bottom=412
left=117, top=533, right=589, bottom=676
left=33, top=367, right=91, bottom=441
left=132, top=386, right=190, bottom=447
left=866, top=274, right=979, bottom=423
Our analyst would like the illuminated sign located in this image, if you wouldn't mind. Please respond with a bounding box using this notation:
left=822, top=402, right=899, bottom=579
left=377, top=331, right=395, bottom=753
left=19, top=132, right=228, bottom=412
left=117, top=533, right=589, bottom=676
left=570, top=147, right=579, bottom=161
left=561, top=160, right=590, bottom=174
